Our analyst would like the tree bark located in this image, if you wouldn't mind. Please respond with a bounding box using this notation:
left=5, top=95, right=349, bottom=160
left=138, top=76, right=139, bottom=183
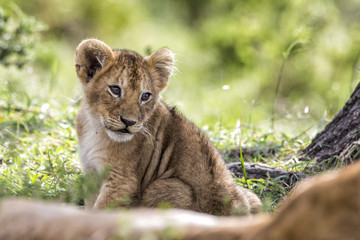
left=227, top=162, right=307, bottom=188
left=300, top=82, right=360, bottom=164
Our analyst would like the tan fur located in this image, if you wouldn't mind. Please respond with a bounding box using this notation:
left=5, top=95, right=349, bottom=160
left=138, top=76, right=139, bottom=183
left=251, top=162, right=360, bottom=240
left=74, top=39, right=262, bottom=215
left=0, top=198, right=268, bottom=240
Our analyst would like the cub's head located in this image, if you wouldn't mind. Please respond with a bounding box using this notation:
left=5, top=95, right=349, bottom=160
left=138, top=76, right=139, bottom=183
left=75, top=39, right=174, bottom=142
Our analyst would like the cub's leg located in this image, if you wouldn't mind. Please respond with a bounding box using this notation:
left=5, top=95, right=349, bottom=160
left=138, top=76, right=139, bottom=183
left=141, top=178, right=194, bottom=210
left=93, top=170, right=138, bottom=210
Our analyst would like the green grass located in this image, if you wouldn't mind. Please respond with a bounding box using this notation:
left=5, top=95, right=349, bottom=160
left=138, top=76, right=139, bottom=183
left=203, top=120, right=342, bottom=212
left=0, top=95, right=83, bottom=203
left=0, top=90, right=335, bottom=212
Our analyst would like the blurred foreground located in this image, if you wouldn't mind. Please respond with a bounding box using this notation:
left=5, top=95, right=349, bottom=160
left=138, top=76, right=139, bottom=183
left=1, top=161, right=360, bottom=240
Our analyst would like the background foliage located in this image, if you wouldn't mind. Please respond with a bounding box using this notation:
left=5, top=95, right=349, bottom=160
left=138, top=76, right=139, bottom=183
left=2, top=0, right=360, bottom=129
left=0, top=0, right=360, bottom=209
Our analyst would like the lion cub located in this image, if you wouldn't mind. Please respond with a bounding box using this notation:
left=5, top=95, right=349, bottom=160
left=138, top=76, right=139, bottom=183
left=74, top=39, right=261, bottom=215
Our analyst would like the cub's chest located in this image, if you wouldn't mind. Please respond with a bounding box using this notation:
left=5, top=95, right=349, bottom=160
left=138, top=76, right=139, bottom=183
left=78, top=125, right=107, bottom=173
left=78, top=125, right=148, bottom=173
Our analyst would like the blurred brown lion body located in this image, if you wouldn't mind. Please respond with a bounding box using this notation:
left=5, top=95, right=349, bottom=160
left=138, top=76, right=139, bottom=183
left=74, top=39, right=261, bottom=215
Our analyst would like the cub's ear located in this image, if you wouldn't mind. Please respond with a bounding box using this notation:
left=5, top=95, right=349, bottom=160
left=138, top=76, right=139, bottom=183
left=74, top=39, right=114, bottom=83
left=145, top=48, right=175, bottom=91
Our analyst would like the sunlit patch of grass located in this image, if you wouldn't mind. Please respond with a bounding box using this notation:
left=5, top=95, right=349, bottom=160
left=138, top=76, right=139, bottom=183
left=202, top=120, right=322, bottom=212
left=0, top=95, right=83, bottom=204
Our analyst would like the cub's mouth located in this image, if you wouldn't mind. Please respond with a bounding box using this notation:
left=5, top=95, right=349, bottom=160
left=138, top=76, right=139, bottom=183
left=116, top=128, right=130, bottom=134
left=106, top=126, right=132, bottom=135
left=100, top=117, right=136, bottom=142
left=105, top=127, right=134, bottom=142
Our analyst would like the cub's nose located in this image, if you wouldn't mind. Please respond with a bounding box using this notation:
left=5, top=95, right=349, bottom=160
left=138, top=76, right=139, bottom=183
left=120, top=116, right=137, bottom=126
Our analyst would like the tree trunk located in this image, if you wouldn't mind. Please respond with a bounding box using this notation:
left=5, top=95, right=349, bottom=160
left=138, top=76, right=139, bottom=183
left=300, top=82, right=360, bottom=164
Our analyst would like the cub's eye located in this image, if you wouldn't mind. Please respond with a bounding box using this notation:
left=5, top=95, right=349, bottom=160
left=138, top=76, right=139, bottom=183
left=141, top=92, right=151, bottom=103
left=109, top=86, right=121, bottom=97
